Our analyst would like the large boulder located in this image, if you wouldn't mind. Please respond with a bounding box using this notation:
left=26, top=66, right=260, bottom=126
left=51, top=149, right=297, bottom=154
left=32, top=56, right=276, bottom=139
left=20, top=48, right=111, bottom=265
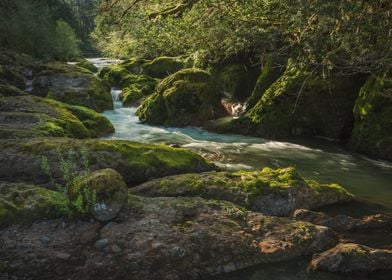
left=32, top=62, right=113, bottom=112
left=136, top=68, right=222, bottom=126
left=0, top=182, right=62, bottom=228
left=246, top=60, right=367, bottom=140
left=141, top=56, right=185, bottom=78
left=0, top=65, right=25, bottom=89
left=0, top=138, right=216, bottom=188
left=0, top=196, right=337, bottom=279
left=350, top=71, right=392, bottom=160
left=120, top=74, right=159, bottom=106
left=68, top=169, right=128, bottom=222
left=310, top=243, right=392, bottom=273
left=132, top=167, right=353, bottom=216
left=75, top=59, right=98, bottom=73
left=0, top=92, right=114, bottom=139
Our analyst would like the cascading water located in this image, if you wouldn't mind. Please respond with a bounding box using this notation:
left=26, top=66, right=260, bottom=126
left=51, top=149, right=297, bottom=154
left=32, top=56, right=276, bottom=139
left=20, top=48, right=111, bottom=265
left=91, top=58, right=392, bottom=215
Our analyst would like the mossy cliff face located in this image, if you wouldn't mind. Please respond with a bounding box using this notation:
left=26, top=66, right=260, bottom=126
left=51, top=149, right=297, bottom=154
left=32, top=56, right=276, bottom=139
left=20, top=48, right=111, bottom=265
left=0, top=182, right=62, bottom=228
left=136, top=68, right=222, bottom=126
left=32, top=62, right=113, bottom=112
left=0, top=195, right=337, bottom=279
left=350, top=72, right=392, bottom=160
left=0, top=92, right=114, bottom=139
left=132, top=167, right=353, bottom=216
left=0, top=138, right=216, bottom=188
left=246, top=60, right=367, bottom=140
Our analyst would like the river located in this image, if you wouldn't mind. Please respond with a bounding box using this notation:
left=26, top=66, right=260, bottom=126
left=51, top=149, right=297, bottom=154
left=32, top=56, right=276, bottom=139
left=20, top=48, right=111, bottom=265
left=90, top=58, right=391, bottom=279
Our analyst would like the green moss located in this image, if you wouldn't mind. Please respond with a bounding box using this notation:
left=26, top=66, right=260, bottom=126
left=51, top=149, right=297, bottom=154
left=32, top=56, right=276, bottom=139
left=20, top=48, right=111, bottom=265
left=131, top=166, right=353, bottom=215
left=0, top=65, right=25, bottom=89
left=136, top=68, right=221, bottom=126
left=141, top=56, right=185, bottom=78
left=0, top=95, right=114, bottom=139
left=0, top=138, right=216, bottom=187
left=120, top=74, right=159, bottom=106
left=246, top=60, right=366, bottom=140
left=350, top=71, right=392, bottom=160
left=76, top=59, right=98, bottom=73
left=98, top=64, right=130, bottom=87
left=0, top=182, right=65, bottom=228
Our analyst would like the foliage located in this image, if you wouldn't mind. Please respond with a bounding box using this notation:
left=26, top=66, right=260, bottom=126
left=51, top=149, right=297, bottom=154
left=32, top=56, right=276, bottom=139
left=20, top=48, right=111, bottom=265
left=93, top=0, right=392, bottom=74
left=40, top=146, right=96, bottom=217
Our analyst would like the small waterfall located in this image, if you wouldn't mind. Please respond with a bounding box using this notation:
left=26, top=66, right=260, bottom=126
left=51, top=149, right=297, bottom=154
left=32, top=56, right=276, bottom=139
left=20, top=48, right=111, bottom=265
left=111, top=88, right=122, bottom=102
left=231, top=103, right=247, bottom=117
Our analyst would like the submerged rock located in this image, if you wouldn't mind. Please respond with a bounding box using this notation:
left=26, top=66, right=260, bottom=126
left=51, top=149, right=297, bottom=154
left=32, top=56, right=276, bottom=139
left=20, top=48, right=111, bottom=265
left=131, top=167, right=353, bottom=216
left=310, top=243, right=392, bottom=273
left=0, top=138, right=216, bottom=188
left=68, top=169, right=128, bottom=222
left=293, top=209, right=392, bottom=231
left=0, top=93, right=114, bottom=139
left=0, top=196, right=337, bottom=279
left=350, top=71, right=392, bottom=161
left=136, top=68, right=223, bottom=126
left=32, top=62, right=113, bottom=112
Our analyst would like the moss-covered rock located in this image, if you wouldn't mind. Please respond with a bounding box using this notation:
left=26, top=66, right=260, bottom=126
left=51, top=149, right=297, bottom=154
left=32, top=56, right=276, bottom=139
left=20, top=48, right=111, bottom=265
left=32, top=62, right=113, bottom=112
left=132, top=166, right=353, bottom=216
left=246, top=56, right=286, bottom=109
left=350, top=72, right=392, bottom=160
left=75, top=59, right=98, bottom=73
left=141, top=56, right=185, bottom=78
left=310, top=243, right=392, bottom=273
left=0, top=182, right=63, bottom=228
left=120, top=74, right=159, bottom=106
left=0, top=138, right=216, bottom=188
left=68, top=169, right=128, bottom=222
left=246, top=60, right=367, bottom=140
left=0, top=195, right=337, bottom=279
left=0, top=94, right=114, bottom=139
left=98, top=64, right=130, bottom=88
left=0, top=83, right=27, bottom=97
left=136, top=68, right=222, bottom=126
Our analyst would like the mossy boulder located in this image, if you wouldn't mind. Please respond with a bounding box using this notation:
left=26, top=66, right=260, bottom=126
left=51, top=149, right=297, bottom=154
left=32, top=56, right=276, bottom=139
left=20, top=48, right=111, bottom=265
left=350, top=72, right=392, bottom=160
left=32, top=62, right=113, bottom=112
left=0, top=94, right=114, bottom=139
left=0, top=83, right=27, bottom=97
left=0, top=138, right=216, bottom=188
left=68, top=169, right=128, bottom=222
left=98, top=64, right=131, bottom=88
left=136, top=68, right=222, bottom=126
left=246, top=60, right=367, bottom=140
left=0, top=182, right=62, bottom=228
left=310, top=243, right=392, bottom=273
left=141, top=56, right=185, bottom=78
left=75, top=59, right=98, bottom=73
left=120, top=74, right=159, bottom=106
left=132, top=166, right=353, bottom=216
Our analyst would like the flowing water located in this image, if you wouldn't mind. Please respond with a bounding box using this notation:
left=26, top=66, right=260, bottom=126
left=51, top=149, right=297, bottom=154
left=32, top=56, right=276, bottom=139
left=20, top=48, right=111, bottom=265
left=90, top=58, right=392, bottom=279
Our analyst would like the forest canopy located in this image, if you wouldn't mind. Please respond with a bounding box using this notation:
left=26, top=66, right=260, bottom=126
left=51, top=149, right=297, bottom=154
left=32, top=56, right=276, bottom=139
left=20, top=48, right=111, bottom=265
left=94, top=0, right=392, bottom=74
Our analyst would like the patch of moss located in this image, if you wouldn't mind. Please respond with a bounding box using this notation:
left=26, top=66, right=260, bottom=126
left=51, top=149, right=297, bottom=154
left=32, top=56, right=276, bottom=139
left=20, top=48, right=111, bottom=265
left=0, top=65, right=25, bottom=89
left=141, top=57, right=185, bottom=78
left=76, top=59, right=98, bottom=73
left=350, top=71, right=392, bottom=160
left=98, top=64, right=130, bottom=87
left=132, top=167, right=353, bottom=215
left=120, top=74, right=159, bottom=106
left=0, top=182, right=65, bottom=228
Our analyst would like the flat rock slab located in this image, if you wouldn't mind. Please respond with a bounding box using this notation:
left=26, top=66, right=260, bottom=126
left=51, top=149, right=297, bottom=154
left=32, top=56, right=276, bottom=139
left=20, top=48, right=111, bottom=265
left=1, top=196, right=337, bottom=279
